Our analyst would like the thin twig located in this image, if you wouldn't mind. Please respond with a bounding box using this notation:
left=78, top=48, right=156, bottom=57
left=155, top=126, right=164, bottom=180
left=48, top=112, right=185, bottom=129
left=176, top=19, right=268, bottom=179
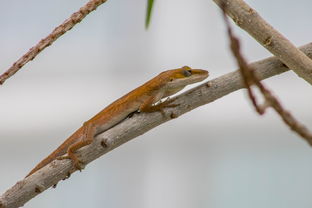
left=0, top=0, right=108, bottom=85
left=213, top=0, right=312, bottom=85
left=221, top=4, right=312, bottom=144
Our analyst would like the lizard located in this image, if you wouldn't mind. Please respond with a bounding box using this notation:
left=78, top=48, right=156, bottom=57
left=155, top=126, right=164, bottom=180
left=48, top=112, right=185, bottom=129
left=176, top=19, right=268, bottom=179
left=25, top=66, right=209, bottom=177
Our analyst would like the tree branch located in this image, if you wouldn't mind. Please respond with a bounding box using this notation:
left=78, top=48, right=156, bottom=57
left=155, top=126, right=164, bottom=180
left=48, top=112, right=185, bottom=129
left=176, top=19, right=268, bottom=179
left=1, top=42, right=311, bottom=208
left=213, top=0, right=312, bottom=85
left=221, top=5, right=312, bottom=143
left=0, top=0, right=108, bottom=85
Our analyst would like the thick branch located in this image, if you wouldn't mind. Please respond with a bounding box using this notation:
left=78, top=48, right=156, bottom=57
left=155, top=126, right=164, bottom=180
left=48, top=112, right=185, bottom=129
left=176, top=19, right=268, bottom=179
left=213, top=0, right=312, bottom=84
left=0, top=0, right=107, bottom=85
left=1, top=43, right=312, bottom=208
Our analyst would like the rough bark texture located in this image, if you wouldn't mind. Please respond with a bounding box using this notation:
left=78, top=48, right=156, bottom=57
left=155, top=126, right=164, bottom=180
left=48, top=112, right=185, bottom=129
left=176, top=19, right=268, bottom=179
left=213, top=0, right=312, bottom=84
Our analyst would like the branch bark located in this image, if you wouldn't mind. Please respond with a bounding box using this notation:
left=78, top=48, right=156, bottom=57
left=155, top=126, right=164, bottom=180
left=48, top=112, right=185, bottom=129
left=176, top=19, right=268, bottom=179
left=1, top=43, right=311, bottom=208
left=0, top=0, right=108, bottom=85
left=221, top=8, right=312, bottom=143
left=213, top=0, right=312, bottom=85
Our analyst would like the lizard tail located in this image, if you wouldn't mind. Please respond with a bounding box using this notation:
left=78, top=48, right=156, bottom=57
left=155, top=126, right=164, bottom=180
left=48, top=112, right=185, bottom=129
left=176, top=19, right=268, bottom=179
left=25, top=152, right=62, bottom=178
left=25, top=127, right=83, bottom=178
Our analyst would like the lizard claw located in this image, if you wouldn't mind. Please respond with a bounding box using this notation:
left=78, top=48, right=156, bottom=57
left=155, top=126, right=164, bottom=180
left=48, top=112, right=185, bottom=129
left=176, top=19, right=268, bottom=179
left=57, top=154, right=85, bottom=171
left=73, top=160, right=85, bottom=171
left=157, top=98, right=179, bottom=110
left=70, top=155, right=85, bottom=171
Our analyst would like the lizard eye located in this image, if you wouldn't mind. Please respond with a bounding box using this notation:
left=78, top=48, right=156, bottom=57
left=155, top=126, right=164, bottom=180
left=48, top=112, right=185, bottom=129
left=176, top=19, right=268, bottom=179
left=183, top=70, right=192, bottom=77
left=169, top=78, right=174, bottom=82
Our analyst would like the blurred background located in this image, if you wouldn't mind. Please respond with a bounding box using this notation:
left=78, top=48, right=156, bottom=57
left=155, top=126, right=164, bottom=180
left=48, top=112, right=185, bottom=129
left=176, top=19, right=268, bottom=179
left=1, top=0, right=312, bottom=207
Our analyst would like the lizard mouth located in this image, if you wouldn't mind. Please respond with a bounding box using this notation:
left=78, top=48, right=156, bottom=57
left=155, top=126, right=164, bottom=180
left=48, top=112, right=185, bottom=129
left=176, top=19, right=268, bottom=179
left=185, top=69, right=209, bottom=83
left=190, top=69, right=209, bottom=79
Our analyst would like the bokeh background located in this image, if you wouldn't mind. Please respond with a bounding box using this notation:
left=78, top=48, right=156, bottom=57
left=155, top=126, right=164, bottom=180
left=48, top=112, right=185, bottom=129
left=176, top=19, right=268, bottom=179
left=1, top=0, right=312, bottom=207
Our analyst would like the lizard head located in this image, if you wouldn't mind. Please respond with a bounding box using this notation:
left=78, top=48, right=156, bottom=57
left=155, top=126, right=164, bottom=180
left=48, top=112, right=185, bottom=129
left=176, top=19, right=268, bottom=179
left=160, top=66, right=209, bottom=97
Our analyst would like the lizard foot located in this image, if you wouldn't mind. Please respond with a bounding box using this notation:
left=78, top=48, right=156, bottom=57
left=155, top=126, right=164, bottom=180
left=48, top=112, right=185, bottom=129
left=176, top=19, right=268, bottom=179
left=57, top=154, right=85, bottom=171
left=157, top=97, right=179, bottom=109
left=153, top=98, right=179, bottom=116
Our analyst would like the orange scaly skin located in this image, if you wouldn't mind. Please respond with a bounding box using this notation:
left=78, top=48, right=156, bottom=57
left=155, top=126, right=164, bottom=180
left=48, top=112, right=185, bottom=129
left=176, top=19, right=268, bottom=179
left=26, top=66, right=209, bottom=177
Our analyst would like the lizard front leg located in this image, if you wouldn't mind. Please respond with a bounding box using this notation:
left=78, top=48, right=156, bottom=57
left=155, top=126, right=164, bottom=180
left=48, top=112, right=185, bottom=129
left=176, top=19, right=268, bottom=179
left=139, top=94, right=179, bottom=114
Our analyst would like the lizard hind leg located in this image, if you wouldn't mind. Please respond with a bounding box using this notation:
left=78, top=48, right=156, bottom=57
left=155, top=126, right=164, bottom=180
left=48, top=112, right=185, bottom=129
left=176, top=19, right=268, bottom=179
left=62, top=122, right=96, bottom=171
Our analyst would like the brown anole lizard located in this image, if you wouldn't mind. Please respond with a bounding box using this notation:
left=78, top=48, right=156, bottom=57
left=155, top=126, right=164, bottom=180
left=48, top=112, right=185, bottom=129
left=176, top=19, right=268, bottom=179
left=26, top=66, right=209, bottom=177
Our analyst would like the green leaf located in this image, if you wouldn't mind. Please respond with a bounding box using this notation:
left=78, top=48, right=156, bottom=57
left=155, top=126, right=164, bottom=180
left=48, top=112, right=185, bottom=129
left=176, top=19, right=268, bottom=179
left=145, top=0, right=154, bottom=29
